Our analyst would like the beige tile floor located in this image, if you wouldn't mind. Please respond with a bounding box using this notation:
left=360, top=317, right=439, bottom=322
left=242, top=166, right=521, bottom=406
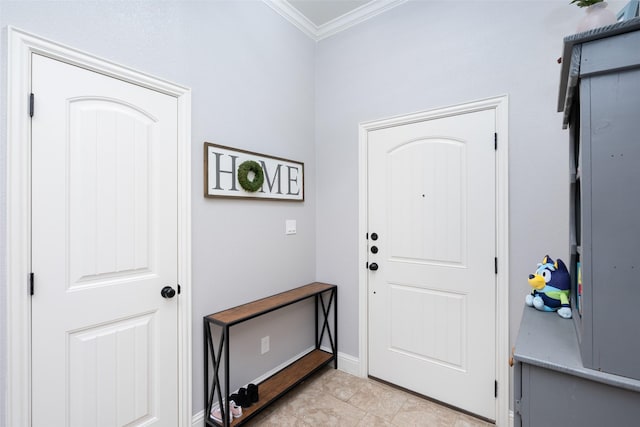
left=246, top=367, right=494, bottom=426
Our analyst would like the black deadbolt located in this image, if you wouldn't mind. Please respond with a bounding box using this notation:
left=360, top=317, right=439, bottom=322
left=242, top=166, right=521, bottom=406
left=161, top=286, right=176, bottom=299
left=371, top=233, right=378, bottom=241
left=369, top=263, right=379, bottom=271
left=371, top=246, right=378, bottom=254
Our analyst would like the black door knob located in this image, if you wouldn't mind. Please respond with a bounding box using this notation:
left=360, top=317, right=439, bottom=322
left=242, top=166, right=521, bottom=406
left=371, top=246, right=378, bottom=254
left=371, top=233, right=378, bottom=241
left=369, top=263, right=379, bottom=271
left=161, top=286, right=176, bottom=299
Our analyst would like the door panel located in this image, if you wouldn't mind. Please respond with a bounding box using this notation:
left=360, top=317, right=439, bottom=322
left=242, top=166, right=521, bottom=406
left=68, top=313, right=154, bottom=426
left=389, top=284, right=466, bottom=369
left=31, top=53, right=178, bottom=426
left=388, top=139, right=465, bottom=266
left=368, top=109, right=496, bottom=420
left=69, top=99, right=155, bottom=288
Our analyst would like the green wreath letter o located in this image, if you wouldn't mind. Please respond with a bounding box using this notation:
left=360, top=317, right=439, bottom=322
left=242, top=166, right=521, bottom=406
left=237, top=160, right=265, bottom=192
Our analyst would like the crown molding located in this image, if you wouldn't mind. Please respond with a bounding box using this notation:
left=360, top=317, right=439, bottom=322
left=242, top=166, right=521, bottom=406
left=316, top=0, right=407, bottom=40
left=265, top=0, right=318, bottom=40
left=264, top=0, right=407, bottom=41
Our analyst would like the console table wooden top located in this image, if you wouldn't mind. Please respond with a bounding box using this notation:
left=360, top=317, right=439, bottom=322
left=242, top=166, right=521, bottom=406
left=205, top=282, right=336, bottom=326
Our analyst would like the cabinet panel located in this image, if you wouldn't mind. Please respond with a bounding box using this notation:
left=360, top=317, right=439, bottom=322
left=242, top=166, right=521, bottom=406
left=569, top=26, right=640, bottom=379
left=520, top=364, right=640, bottom=427
left=586, top=68, right=640, bottom=379
left=580, top=30, right=640, bottom=75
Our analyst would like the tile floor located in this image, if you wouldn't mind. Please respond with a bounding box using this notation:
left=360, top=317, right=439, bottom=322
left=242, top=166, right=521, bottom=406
left=246, top=367, right=494, bottom=426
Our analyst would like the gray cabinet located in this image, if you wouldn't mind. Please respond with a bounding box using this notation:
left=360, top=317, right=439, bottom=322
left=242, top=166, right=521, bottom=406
left=570, top=25, right=640, bottom=379
left=514, top=310, right=640, bottom=426
left=514, top=18, right=640, bottom=426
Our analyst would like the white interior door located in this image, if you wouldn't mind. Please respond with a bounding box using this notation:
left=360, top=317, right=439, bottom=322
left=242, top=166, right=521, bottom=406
left=31, top=53, right=179, bottom=426
left=367, top=109, right=496, bottom=420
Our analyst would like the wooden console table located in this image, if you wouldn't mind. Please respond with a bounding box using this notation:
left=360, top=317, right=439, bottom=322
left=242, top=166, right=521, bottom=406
left=203, top=282, right=337, bottom=427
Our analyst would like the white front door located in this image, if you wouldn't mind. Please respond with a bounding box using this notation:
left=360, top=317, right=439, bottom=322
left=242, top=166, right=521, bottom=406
left=31, top=53, right=179, bottom=426
left=367, top=109, right=496, bottom=420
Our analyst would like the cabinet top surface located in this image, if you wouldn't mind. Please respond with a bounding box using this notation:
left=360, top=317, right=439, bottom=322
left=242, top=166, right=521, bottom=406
left=558, top=17, right=640, bottom=114
left=514, top=307, right=640, bottom=392
left=205, top=282, right=336, bottom=326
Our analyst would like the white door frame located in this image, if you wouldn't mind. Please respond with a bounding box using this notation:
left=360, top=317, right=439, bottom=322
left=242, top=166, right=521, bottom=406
left=358, top=96, right=509, bottom=426
left=6, top=27, right=192, bottom=426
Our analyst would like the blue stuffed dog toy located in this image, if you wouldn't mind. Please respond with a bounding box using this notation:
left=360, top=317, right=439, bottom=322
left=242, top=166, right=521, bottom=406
left=525, top=255, right=572, bottom=319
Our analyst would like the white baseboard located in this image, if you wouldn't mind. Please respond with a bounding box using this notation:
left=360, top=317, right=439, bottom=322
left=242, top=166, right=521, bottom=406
left=317, top=345, right=361, bottom=377
left=192, top=348, right=362, bottom=426
left=336, top=351, right=361, bottom=376
left=192, top=410, right=204, bottom=427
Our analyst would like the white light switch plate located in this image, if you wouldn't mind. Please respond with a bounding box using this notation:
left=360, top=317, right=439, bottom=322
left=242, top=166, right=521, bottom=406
left=285, top=219, right=296, bottom=235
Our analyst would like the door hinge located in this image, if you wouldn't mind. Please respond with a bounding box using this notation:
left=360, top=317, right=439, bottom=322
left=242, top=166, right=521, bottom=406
left=30, top=93, right=34, bottom=118
left=495, top=380, right=498, bottom=398
left=177, top=284, right=181, bottom=295
left=365, top=261, right=369, bottom=269
left=366, top=232, right=369, bottom=240
left=495, top=257, right=498, bottom=274
left=494, top=133, right=497, bottom=150
left=29, top=272, right=34, bottom=296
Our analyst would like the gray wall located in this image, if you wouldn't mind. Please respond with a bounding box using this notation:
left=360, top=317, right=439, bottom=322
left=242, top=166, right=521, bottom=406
left=314, top=0, right=624, bottom=407
left=315, top=0, right=573, bottom=359
left=2, top=0, right=628, bottom=423
left=0, top=0, right=317, bottom=420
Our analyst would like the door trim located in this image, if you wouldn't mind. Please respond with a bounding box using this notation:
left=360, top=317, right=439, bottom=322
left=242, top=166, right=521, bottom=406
left=358, top=96, right=509, bottom=426
left=6, top=27, right=192, bottom=426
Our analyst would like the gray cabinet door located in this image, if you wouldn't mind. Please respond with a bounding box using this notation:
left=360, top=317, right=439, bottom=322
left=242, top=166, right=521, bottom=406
left=579, top=45, right=640, bottom=379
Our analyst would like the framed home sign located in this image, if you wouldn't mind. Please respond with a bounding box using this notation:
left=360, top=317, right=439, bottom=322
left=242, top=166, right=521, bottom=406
left=204, top=143, right=304, bottom=201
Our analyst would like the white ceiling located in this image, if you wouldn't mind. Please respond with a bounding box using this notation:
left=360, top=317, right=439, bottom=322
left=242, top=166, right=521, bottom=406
left=265, top=0, right=407, bottom=41
left=288, top=0, right=372, bottom=27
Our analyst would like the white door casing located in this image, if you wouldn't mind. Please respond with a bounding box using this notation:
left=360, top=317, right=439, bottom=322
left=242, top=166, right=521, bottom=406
left=358, top=97, right=509, bottom=426
left=6, top=28, right=192, bottom=427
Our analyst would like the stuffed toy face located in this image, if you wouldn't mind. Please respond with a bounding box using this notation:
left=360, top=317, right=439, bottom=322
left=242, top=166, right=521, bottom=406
left=525, top=255, right=572, bottom=319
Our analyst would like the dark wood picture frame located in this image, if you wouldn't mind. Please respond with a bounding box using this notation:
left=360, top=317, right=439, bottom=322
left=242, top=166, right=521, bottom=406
left=204, top=142, right=305, bottom=201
